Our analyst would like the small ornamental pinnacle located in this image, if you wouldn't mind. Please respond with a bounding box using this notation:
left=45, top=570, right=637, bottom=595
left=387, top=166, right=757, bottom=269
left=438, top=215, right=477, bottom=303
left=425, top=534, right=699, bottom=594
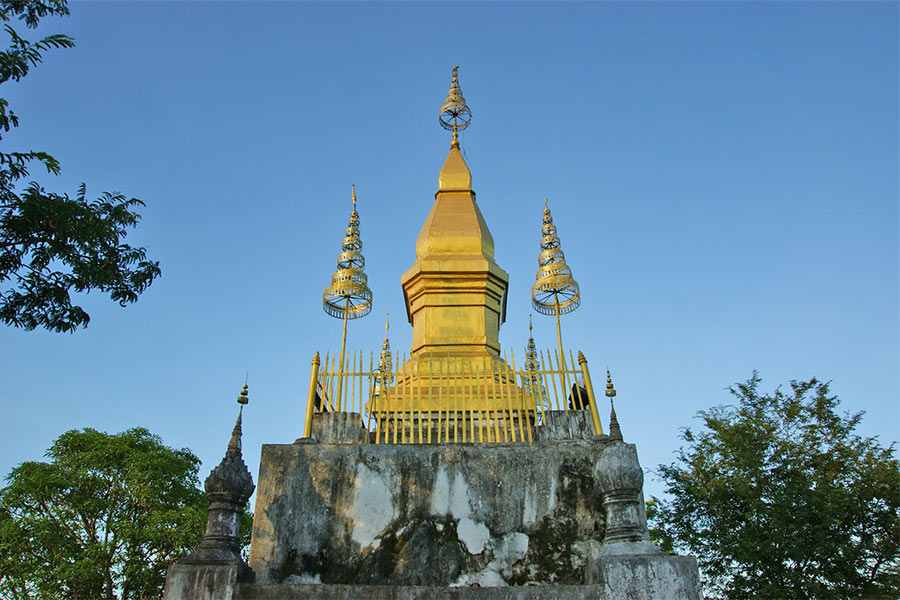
left=439, top=65, right=472, bottom=148
left=378, top=313, right=392, bottom=381
left=371, top=313, right=393, bottom=411
left=523, top=315, right=547, bottom=412
left=606, top=369, right=623, bottom=441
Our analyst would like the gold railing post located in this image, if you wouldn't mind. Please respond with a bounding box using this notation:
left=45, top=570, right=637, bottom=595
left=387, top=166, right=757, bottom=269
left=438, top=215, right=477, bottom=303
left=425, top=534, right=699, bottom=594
left=578, top=351, right=603, bottom=435
left=303, top=352, right=321, bottom=438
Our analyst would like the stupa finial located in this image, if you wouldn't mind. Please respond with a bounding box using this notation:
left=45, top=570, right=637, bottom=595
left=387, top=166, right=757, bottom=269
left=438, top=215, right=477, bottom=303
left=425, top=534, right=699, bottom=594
left=439, top=65, right=472, bottom=149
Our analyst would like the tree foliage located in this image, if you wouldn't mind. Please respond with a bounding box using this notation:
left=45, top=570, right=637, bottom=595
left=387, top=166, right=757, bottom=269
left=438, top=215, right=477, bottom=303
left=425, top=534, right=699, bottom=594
left=651, top=373, right=900, bottom=599
left=0, top=0, right=159, bottom=333
left=0, top=427, right=252, bottom=600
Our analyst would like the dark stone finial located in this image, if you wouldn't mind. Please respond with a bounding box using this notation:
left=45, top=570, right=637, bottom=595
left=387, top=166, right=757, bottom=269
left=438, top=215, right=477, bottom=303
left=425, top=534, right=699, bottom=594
left=162, top=392, right=256, bottom=598
left=226, top=406, right=243, bottom=458
left=606, top=369, right=623, bottom=442
left=609, top=399, right=623, bottom=442
left=176, top=402, right=254, bottom=567
left=205, top=409, right=255, bottom=505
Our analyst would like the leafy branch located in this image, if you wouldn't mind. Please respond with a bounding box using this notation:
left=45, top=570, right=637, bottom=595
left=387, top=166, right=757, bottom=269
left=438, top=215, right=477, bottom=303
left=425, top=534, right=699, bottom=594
left=0, top=0, right=160, bottom=333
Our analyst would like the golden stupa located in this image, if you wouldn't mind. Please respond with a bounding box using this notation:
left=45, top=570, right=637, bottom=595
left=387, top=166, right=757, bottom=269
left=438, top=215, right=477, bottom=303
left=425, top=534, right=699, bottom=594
left=303, top=67, right=602, bottom=444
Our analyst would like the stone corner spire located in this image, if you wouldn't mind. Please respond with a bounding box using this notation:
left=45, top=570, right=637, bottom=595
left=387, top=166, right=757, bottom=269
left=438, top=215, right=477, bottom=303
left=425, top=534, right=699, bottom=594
left=606, top=369, right=623, bottom=442
left=205, top=403, right=255, bottom=505
left=163, top=383, right=256, bottom=598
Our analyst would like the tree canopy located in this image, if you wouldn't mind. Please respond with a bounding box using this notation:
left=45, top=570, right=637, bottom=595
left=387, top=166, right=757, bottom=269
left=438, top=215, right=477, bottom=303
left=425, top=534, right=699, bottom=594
left=650, top=373, right=900, bottom=599
left=0, top=0, right=159, bottom=333
left=0, top=427, right=252, bottom=600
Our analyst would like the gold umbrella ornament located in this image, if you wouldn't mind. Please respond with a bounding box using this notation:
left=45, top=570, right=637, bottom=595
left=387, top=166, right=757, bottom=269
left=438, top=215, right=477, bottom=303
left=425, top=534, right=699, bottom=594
left=323, top=185, right=373, bottom=409
left=531, top=198, right=581, bottom=395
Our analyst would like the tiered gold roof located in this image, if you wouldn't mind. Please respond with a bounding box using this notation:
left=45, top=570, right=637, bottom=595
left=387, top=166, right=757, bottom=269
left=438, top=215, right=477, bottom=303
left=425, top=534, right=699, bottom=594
left=401, top=67, right=509, bottom=365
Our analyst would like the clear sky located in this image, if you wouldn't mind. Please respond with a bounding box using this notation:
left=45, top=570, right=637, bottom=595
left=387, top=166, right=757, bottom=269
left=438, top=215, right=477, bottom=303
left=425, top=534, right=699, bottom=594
left=1, top=1, right=897, bottom=503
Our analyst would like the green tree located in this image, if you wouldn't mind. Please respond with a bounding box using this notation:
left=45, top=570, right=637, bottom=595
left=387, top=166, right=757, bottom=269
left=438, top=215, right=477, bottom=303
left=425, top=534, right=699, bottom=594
left=0, top=0, right=159, bottom=333
left=0, top=427, right=252, bottom=600
left=651, top=373, right=900, bottom=599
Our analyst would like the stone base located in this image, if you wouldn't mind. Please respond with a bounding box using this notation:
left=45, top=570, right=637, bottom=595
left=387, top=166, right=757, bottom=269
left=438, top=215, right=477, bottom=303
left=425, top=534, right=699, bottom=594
left=234, top=583, right=613, bottom=599
left=586, top=553, right=701, bottom=600
left=170, top=412, right=703, bottom=599
left=537, top=410, right=600, bottom=441
left=163, top=558, right=253, bottom=600
left=248, top=439, right=608, bottom=586
left=304, top=412, right=368, bottom=444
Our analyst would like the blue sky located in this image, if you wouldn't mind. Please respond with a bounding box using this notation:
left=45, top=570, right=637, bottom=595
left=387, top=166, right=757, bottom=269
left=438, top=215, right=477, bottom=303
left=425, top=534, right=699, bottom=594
left=1, top=1, right=897, bottom=503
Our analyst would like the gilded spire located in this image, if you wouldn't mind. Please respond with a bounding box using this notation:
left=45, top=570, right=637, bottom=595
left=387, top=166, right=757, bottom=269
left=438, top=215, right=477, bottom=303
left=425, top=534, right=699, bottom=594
left=523, top=314, right=547, bottom=411
left=323, top=186, right=373, bottom=320
left=378, top=313, right=392, bottom=375
left=606, top=369, right=623, bottom=441
left=439, top=65, right=472, bottom=149
left=525, top=315, right=538, bottom=372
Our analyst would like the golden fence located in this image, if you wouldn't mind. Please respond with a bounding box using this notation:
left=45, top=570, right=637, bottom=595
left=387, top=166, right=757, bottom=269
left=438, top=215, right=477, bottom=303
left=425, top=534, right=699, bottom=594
left=302, top=349, right=603, bottom=444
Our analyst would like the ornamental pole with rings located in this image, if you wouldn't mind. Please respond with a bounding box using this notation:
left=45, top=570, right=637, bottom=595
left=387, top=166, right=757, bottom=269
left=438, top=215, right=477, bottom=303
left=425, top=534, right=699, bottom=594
left=323, top=185, right=373, bottom=410
left=531, top=198, right=581, bottom=398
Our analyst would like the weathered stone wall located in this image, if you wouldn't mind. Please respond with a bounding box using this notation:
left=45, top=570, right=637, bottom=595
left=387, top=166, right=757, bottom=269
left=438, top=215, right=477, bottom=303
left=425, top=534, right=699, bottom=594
left=248, top=433, right=609, bottom=586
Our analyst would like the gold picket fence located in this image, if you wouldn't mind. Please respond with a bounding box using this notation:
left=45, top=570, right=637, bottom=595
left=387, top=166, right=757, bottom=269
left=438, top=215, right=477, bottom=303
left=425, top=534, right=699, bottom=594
left=302, top=349, right=603, bottom=444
